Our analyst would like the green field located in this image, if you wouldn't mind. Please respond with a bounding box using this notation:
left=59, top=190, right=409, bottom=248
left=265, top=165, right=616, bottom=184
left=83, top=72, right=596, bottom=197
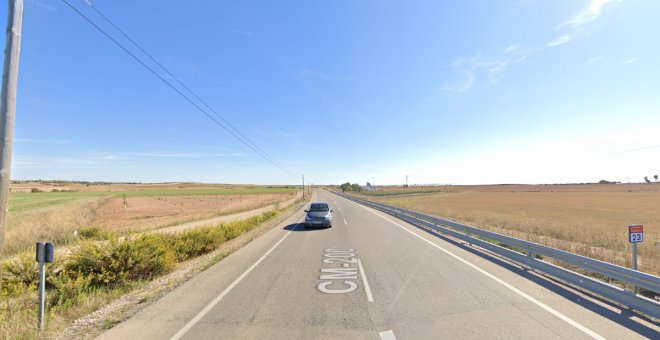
left=9, top=187, right=297, bottom=213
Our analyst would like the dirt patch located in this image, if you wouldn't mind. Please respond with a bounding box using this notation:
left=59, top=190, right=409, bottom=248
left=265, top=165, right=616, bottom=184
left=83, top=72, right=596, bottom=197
left=92, top=193, right=294, bottom=232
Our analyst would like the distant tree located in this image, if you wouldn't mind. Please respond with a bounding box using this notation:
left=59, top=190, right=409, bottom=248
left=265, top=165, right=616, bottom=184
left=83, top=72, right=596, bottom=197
left=655, top=174, right=659, bottom=182
left=366, top=182, right=371, bottom=187
left=351, top=183, right=361, bottom=192
left=598, top=180, right=615, bottom=184
left=340, top=182, right=352, bottom=192
left=644, top=176, right=651, bottom=183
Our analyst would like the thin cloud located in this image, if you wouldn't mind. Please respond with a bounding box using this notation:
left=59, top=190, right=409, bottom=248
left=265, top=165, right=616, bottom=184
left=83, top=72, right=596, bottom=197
left=15, top=138, right=71, bottom=144
left=504, top=44, right=519, bottom=54
left=548, top=0, right=622, bottom=48
left=14, top=150, right=244, bottom=171
left=623, top=57, right=641, bottom=64
left=130, top=151, right=245, bottom=158
left=15, top=156, right=106, bottom=169
left=26, top=0, right=57, bottom=12
left=585, top=55, right=603, bottom=66
left=442, top=48, right=528, bottom=93
left=547, top=34, right=574, bottom=47
left=563, top=0, right=621, bottom=28
left=447, top=0, right=624, bottom=94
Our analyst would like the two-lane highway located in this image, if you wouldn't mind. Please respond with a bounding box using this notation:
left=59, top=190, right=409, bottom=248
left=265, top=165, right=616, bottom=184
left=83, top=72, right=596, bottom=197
left=98, top=190, right=659, bottom=339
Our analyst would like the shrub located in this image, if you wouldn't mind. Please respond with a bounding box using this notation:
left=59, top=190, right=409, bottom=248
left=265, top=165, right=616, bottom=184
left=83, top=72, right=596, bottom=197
left=49, top=270, right=93, bottom=308
left=166, top=228, right=225, bottom=262
left=222, top=223, right=244, bottom=240
left=78, top=226, right=112, bottom=240
left=1, top=253, right=39, bottom=297
left=221, top=211, right=276, bottom=240
left=30, top=188, right=42, bottom=193
left=65, top=237, right=175, bottom=288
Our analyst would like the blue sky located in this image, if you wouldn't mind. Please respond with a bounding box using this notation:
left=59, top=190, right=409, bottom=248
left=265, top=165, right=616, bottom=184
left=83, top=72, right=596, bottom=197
left=3, top=0, right=660, bottom=185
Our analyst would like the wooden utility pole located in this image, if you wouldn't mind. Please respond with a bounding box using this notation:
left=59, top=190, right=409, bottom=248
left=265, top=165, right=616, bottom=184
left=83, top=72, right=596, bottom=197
left=302, top=175, right=305, bottom=201
left=0, top=0, right=23, bottom=252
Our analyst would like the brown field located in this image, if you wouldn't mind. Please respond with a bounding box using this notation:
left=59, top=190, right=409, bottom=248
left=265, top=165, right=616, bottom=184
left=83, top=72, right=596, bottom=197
left=366, top=183, right=660, bottom=275
left=92, top=193, right=291, bottom=231
left=2, top=182, right=298, bottom=258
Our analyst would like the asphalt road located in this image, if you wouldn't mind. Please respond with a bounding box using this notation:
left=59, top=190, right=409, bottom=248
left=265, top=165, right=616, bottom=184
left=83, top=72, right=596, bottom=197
left=98, top=190, right=659, bottom=339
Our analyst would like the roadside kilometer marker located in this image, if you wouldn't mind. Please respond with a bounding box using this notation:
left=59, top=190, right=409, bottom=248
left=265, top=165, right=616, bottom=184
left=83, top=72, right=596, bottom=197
left=628, top=224, right=643, bottom=243
left=318, top=249, right=359, bottom=294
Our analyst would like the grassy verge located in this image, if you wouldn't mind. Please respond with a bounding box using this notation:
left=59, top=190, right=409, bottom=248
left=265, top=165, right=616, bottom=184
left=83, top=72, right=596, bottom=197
left=0, top=210, right=279, bottom=339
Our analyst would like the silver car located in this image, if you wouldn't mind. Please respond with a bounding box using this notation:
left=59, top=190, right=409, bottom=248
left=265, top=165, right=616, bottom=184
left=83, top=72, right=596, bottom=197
left=304, top=202, right=333, bottom=228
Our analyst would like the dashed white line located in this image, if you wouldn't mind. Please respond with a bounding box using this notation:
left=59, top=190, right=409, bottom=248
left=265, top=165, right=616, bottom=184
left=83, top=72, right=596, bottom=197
left=379, top=330, right=397, bottom=340
left=343, top=218, right=348, bottom=225
left=170, top=218, right=304, bottom=340
left=357, top=259, right=374, bottom=302
left=357, top=204, right=606, bottom=340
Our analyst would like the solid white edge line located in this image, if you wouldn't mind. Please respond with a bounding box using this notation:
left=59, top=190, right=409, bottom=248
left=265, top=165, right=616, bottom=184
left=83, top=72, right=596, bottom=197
left=356, top=204, right=606, bottom=340
left=379, top=330, right=397, bottom=340
left=357, top=259, right=374, bottom=302
left=170, top=218, right=303, bottom=340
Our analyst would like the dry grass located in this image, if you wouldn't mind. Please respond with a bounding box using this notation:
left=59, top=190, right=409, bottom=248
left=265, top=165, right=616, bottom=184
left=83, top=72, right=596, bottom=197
left=2, top=182, right=298, bottom=259
left=0, top=285, right=128, bottom=340
left=1, top=206, right=289, bottom=339
left=3, top=198, right=102, bottom=258
left=370, top=184, right=660, bottom=275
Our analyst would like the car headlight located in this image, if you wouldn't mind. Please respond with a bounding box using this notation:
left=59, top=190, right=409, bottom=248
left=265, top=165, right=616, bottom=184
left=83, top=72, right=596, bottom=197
left=325, top=215, right=331, bottom=220
left=305, top=216, right=311, bottom=221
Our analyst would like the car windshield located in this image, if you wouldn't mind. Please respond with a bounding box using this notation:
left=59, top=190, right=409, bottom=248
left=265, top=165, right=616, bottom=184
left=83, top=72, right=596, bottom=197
left=309, top=203, right=329, bottom=212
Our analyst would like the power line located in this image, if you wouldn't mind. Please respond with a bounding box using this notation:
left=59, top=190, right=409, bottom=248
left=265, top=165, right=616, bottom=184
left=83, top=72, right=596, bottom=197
left=535, top=143, right=660, bottom=168
left=81, top=0, right=295, bottom=176
left=60, top=0, right=298, bottom=178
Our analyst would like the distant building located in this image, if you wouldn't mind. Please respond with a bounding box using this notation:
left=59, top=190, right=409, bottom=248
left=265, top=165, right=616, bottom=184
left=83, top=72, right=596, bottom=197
left=362, top=183, right=377, bottom=191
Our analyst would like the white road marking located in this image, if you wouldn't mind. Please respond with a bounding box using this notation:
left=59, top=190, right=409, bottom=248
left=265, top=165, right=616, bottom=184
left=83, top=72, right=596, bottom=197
left=170, top=218, right=303, bottom=340
left=358, top=205, right=606, bottom=340
left=379, top=330, right=397, bottom=340
left=357, top=259, right=374, bottom=302
left=343, top=218, right=348, bottom=225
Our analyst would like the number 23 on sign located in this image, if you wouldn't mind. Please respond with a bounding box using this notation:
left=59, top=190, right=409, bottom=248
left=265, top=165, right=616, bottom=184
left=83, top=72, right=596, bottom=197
left=629, top=224, right=643, bottom=243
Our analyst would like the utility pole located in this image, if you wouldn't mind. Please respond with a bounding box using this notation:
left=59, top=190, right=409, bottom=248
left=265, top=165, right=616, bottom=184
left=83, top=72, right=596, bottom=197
left=406, top=175, right=409, bottom=187
left=0, top=0, right=24, bottom=252
left=302, top=175, right=305, bottom=201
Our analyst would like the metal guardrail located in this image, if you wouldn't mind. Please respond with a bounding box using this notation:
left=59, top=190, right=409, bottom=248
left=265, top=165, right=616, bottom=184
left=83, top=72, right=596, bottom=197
left=334, top=192, right=660, bottom=319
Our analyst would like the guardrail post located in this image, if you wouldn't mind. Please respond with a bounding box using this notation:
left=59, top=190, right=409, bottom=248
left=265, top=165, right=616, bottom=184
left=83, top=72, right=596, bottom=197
left=526, top=250, right=536, bottom=267
left=465, top=226, right=471, bottom=246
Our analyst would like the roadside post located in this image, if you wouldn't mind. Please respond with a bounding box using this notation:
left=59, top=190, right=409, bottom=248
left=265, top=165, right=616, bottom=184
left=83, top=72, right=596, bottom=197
left=628, top=224, right=643, bottom=293
left=36, top=242, right=54, bottom=331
